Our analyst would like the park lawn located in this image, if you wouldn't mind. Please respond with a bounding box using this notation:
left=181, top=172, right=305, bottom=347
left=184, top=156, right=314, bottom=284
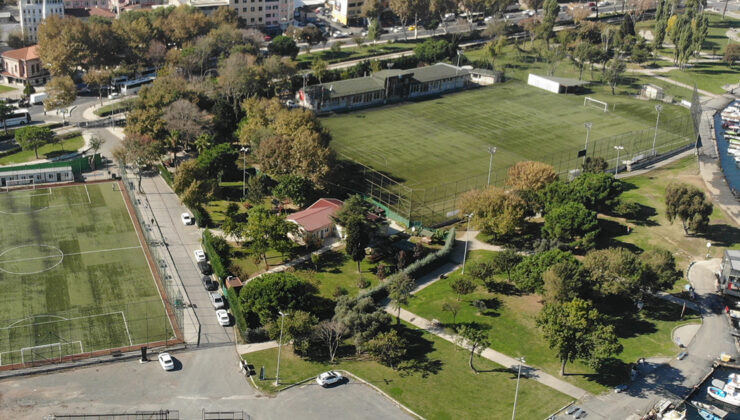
left=703, top=12, right=740, bottom=55
left=243, top=323, right=571, bottom=419
left=600, top=156, right=740, bottom=291
left=0, top=135, right=84, bottom=165
left=665, top=61, right=740, bottom=94
left=230, top=247, right=295, bottom=279
left=405, top=250, right=699, bottom=394
left=93, top=98, right=136, bottom=116
left=294, top=248, right=382, bottom=299
left=297, top=41, right=417, bottom=65
left=0, top=85, right=15, bottom=93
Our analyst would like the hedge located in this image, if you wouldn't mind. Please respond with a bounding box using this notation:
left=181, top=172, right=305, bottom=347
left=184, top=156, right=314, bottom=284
left=93, top=99, right=136, bottom=117
left=358, top=227, right=456, bottom=303
left=158, top=164, right=174, bottom=187
left=203, top=229, right=249, bottom=339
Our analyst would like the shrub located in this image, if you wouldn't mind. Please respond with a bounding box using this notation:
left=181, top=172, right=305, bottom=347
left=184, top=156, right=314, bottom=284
left=333, top=286, right=349, bottom=297
left=158, top=164, right=174, bottom=187
left=357, top=277, right=370, bottom=289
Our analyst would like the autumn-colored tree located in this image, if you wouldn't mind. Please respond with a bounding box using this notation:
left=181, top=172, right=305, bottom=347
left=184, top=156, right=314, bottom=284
left=83, top=68, right=113, bottom=106
left=38, top=16, right=89, bottom=76
left=44, top=76, right=77, bottom=113
left=457, top=186, right=527, bottom=240
left=162, top=99, right=212, bottom=151
left=506, top=161, right=558, bottom=192
left=113, top=133, right=162, bottom=192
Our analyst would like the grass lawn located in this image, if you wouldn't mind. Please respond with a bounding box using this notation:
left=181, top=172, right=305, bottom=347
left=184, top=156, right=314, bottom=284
left=324, top=81, right=690, bottom=194
left=0, top=183, right=173, bottom=366
left=243, top=322, right=571, bottom=419
left=0, top=135, right=85, bottom=165
left=93, top=99, right=136, bottom=117
left=0, top=85, right=15, bottom=93
left=601, top=156, right=740, bottom=290
left=230, top=248, right=294, bottom=279
left=665, top=61, right=740, bottom=94
left=405, top=251, right=700, bottom=394
left=297, top=41, right=417, bottom=66
left=294, top=249, right=382, bottom=299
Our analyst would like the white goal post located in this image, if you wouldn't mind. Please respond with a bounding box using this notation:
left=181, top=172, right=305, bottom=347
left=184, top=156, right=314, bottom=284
left=584, top=96, right=610, bottom=112
left=2, top=178, right=35, bottom=192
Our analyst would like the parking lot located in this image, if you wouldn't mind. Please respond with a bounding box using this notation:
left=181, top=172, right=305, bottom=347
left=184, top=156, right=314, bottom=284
left=0, top=346, right=412, bottom=419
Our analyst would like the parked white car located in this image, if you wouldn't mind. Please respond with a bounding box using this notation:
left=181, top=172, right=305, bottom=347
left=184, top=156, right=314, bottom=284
left=316, top=371, right=343, bottom=387
left=194, top=249, right=206, bottom=262
left=158, top=352, right=175, bottom=371
left=209, top=292, right=225, bottom=309
left=216, top=309, right=230, bottom=326
left=180, top=213, right=193, bottom=225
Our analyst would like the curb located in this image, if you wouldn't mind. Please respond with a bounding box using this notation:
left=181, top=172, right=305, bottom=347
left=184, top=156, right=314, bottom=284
left=336, top=369, right=425, bottom=419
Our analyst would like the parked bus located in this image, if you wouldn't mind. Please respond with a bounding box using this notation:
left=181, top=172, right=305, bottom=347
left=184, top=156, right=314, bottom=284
left=120, top=76, right=156, bottom=96
left=0, top=109, right=31, bottom=128
left=459, top=12, right=484, bottom=23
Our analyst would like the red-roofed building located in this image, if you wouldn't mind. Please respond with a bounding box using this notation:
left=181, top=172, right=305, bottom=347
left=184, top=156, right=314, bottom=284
left=287, top=198, right=343, bottom=245
left=1, top=45, right=49, bottom=86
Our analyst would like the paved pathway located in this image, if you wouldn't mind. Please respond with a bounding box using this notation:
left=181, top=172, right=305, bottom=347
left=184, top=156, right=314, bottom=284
left=236, top=340, right=279, bottom=355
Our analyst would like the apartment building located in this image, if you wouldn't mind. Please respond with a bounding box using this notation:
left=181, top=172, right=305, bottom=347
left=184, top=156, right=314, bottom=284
left=63, top=0, right=110, bottom=8
left=20, top=0, right=65, bottom=42
left=328, top=0, right=363, bottom=26
left=228, top=0, right=291, bottom=29
left=1, top=45, right=49, bottom=86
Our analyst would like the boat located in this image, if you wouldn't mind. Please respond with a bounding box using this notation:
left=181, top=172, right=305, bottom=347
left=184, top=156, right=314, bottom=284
left=708, top=373, right=740, bottom=406
left=690, top=401, right=728, bottom=419
left=661, top=409, right=686, bottom=420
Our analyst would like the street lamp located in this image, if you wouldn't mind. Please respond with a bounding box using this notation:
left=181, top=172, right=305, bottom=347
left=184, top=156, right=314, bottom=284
left=274, top=310, right=286, bottom=386
left=706, top=242, right=712, bottom=259
left=456, top=49, right=463, bottom=67
left=651, top=105, right=663, bottom=157
left=583, top=122, right=592, bottom=164
left=487, top=146, right=497, bottom=186
left=614, top=145, right=624, bottom=176
left=512, top=356, right=526, bottom=420
left=240, top=146, right=250, bottom=198
left=461, top=213, right=473, bottom=275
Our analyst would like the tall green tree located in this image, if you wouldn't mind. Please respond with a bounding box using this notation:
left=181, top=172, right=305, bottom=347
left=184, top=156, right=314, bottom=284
left=537, top=298, right=622, bottom=375
left=345, top=216, right=369, bottom=282
left=388, top=273, right=415, bottom=324
left=665, top=182, right=713, bottom=235
left=0, top=101, right=14, bottom=134
left=542, top=201, right=600, bottom=250
left=365, top=329, right=408, bottom=369
left=456, top=325, right=491, bottom=373
left=604, top=57, right=626, bottom=95
left=112, top=133, right=162, bottom=192
left=450, top=275, right=476, bottom=301
left=333, top=296, right=392, bottom=352
left=239, top=272, right=318, bottom=325
left=15, top=126, right=55, bottom=159
left=241, top=206, right=297, bottom=268
left=44, top=76, right=77, bottom=114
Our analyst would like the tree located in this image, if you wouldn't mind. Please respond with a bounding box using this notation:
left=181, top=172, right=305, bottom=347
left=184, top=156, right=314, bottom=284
left=311, top=58, right=328, bottom=84
left=541, top=0, right=560, bottom=47
left=442, top=300, right=461, bottom=326
left=218, top=53, right=265, bottom=116
left=367, top=18, right=382, bottom=44
left=456, top=325, right=491, bottom=373
left=457, top=186, right=527, bottom=240
left=582, top=247, right=643, bottom=298
left=163, top=99, right=211, bottom=151
left=7, top=31, right=27, bottom=49
left=272, top=175, right=314, bottom=207
left=604, top=57, right=626, bottom=95
left=239, top=272, right=318, bottom=325
left=724, top=44, right=740, bottom=67
left=269, top=35, right=299, bottom=58
left=511, top=249, right=577, bottom=293
left=362, top=0, right=383, bottom=20
left=0, top=102, right=14, bottom=134
left=44, top=76, right=77, bottom=113
left=23, top=83, right=36, bottom=99
left=333, top=296, right=392, bottom=352
left=181, top=179, right=211, bottom=209
left=365, top=329, right=408, bottom=369
left=245, top=174, right=266, bottom=204
left=197, top=143, right=238, bottom=179
left=450, top=276, right=476, bottom=301
left=83, top=68, right=112, bottom=106
left=665, top=182, right=713, bottom=235
left=506, top=161, right=558, bottom=193
left=543, top=259, right=587, bottom=303
left=37, top=16, right=89, bottom=77
left=315, top=320, right=347, bottom=363
left=15, top=126, right=54, bottom=159
left=639, top=248, right=682, bottom=293
left=542, top=201, right=600, bottom=250
left=582, top=156, right=608, bottom=174
left=537, top=298, right=622, bottom=375
left=113, top=133, right=161, bottom=192
left=388, top=273, right=415, bottom=324
left=490, top=249, right=522, bottom=282
left=241, top=206, right=297, bottom=268
left=89, top=136, right=105, bottom=155
left=345, top=216, right=369, bottom=281
left=414, top=38, right=451, bottom=63
left=429, top=0, right=455, bottom=34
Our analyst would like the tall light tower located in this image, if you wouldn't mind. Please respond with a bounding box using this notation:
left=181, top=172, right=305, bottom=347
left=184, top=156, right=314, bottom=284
left=651, top=104, right=663, bottom=157
left=614, top=145, right=624, bottom=176
left=274, top=310, right=286, bottom=386
left=511, top=356, right=526, bottom=420
left=583, top=122, right=592, bottom=164
left=487, top=147, right=497, bottom=186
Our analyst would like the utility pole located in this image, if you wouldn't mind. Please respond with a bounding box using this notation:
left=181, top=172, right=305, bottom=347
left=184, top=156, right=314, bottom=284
left=461, top=213, right=473, bottom=275
left=487, top=146, right=497, bottom=186
left=651, top=105, right=663, bottom=157
left=274, top=310, right=286, bottom=386
left=614, top=145, right=624, bottom=176
left=583, top=122, right=592, bottom=164
left=512, top=357, right=526, bottom=420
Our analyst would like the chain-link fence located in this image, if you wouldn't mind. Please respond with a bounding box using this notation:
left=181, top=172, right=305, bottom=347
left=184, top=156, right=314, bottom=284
left=44, top=411, right=179, bottom=420
left=351, top=113, right=696, bottom=227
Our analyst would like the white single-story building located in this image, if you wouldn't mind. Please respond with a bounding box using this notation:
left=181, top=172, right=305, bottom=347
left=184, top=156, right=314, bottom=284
left=0, top=166, right=73, bottom=187
left=527, top=74, right=589, bottom=94
left=641, top=84, right=665, bottom=101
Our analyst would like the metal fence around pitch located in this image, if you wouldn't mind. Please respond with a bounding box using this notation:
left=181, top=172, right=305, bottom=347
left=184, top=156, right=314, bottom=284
left=350, top=113, right=696, bottom=228
left=119, top=168, right=199, bottom=345
left=44, top=411, right=179, bottom=420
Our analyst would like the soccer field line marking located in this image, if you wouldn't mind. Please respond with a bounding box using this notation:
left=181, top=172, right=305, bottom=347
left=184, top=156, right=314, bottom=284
left=5, top=314, right=68, bottom=329
left=0, top=245, right=142, bottom=265
left=119, top=311, right=133, bottom=347
left=0, top=201, right=92, bottom=215
left=17, top=341, right=84, bottom=364
left=84, top=184, right=91, bottom=204
left=0, top=310, right=130, bottom=330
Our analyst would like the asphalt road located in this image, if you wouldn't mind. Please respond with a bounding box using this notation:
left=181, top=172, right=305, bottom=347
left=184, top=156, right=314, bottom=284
left=0, top=345, right=412, bottom=420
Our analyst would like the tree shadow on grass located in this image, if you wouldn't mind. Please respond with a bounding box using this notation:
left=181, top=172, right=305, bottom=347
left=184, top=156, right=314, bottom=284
left=320, top=250, right=348, bottom=273
left=395, top=325, right=444, bottom=378
left=596, top=218, right=645, bottom=253
left=704, top=223, right=740, bottom=249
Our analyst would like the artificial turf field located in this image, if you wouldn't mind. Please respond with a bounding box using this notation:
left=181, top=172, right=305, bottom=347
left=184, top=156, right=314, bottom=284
left=0, top=183, right=173, bottom=366
left=323, top=81, right=692, bottom=192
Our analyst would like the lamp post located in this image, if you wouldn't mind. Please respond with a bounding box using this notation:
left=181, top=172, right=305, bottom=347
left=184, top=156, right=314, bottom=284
left=240, top=146, right=249, bottom=198
left=583, top=122, right=592, bottom=164
left=614, top=145, right=624, bottom=176
left=706, top=242, right=712, bottom=259
left=651, top=105, right=663, bottom=157
left=512, top=356, right=526, bottom=420
left=461, top=213, right=473, bottom=275
left=274, top=310, right=286, bottom=386
left=487, top=146, right=497, bottom=186
left=456, top=49, right=463, bottom=67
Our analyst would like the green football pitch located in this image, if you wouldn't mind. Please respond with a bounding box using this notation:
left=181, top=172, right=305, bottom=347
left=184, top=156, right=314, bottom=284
left=0, top=183, right=174, bottom=366
left=323, top=82, right=694, bottom=224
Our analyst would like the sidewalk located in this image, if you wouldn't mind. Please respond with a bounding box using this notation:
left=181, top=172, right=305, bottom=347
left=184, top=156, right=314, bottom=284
left=384, top=306, right=589, bottom=400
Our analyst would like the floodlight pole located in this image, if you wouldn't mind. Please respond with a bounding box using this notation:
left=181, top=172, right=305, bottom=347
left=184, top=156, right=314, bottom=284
left=583, top=122, right=592, bottom=164
left=651, top=105, right=663, bottom=157
left=512, top=357, right=526, bottom=420
left=274, top=310, right=286, bottom=386
left=461, top=213, right=473, bottom=275
left=240, top=147, right=249, bottom=198
left=614, top=145, right=624, bottom=176
left=487, top=146, right=497, bottom=186
left=456, top=49, right=463, bottom=67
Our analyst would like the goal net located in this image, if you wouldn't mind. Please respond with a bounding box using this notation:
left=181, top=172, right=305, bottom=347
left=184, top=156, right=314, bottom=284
left=19, top=341, right=83, bottom=364
left=584, top=97, right=610, bottom=112
left=3, top=178, right=35, bottom=193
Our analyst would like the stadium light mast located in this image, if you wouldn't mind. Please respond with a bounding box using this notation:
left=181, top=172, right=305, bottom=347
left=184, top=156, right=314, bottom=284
left=511, top=356, right=526, bottom=420
left=461, top=213, right=474, bottom=275
left=583, top=122, right=592, bottom=164
left=487, top=146, right=497, bottom=186
left=651, top=105, right=663, bottom=157
left=240, top=146, right=250, bottom=198
left=275, top=310, right=286, bottom=386
left=614, top=145, right=624, bottom=176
